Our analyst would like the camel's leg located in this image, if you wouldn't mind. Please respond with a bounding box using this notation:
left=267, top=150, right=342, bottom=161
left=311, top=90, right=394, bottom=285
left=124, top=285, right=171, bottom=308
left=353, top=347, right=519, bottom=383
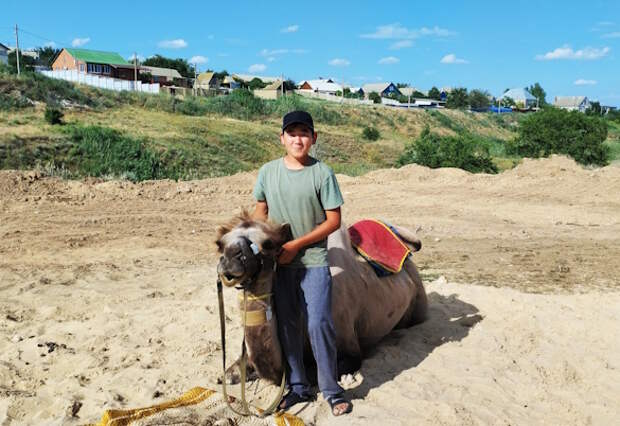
left=217, top=356, right=258, bottom=385
left=337, top=352, right=362, bottom=377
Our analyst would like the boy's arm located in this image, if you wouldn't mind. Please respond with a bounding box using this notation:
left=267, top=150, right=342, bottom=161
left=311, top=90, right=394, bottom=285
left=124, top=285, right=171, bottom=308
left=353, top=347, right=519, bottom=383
left=278, top=207, right=341, bottom=264
left=252, top=201, right=268, bottom=221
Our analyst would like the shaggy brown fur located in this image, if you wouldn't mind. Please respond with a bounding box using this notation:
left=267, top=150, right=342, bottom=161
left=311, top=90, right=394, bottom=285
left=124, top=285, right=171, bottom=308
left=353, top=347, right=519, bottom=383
left=216, top=216, right=428, bottom=383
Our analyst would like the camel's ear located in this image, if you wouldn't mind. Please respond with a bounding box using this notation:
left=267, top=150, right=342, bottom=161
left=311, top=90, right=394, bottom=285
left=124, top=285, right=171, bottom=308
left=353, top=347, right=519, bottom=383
left=279, top=223, right=293, bottom=243
left=215, top=239, right=224, bottom=253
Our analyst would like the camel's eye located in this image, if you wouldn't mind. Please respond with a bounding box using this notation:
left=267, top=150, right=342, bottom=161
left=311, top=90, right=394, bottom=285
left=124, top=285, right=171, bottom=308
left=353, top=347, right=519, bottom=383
left=216, top=240, right=224, bottom=252
left=262, top=239, right=274, bottom=251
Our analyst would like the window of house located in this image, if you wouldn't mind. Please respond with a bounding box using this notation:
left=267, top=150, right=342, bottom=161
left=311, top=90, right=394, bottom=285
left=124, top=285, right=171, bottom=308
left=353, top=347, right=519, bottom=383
left=95, top=64, right=102, bottom=73
left=79, top=63, right=85, bottom=72
left=104, top=65, right=110, bottom=73
left=87, top=63, right=92, bottom=72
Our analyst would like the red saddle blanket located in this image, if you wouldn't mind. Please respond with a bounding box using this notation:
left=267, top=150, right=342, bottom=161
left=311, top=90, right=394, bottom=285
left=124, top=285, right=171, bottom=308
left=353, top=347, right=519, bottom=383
left=348, top=219, right=411, bottom=274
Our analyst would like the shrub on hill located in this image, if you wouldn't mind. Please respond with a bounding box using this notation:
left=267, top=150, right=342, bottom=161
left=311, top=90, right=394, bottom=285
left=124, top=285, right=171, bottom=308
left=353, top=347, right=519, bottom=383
left=397, top=127, right=498, bottom=173
left=362, top=126, right=380, bottom=141
left=509, top=108, right=609, bottom=166
left=65, top=125, right=165, bottom=181
left=44, top=105, right=64, bottom=125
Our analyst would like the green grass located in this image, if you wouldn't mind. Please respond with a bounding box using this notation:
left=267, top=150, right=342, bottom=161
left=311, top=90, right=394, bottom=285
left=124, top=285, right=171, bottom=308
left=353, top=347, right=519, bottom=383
left=0, top=72, right=527, bottom=180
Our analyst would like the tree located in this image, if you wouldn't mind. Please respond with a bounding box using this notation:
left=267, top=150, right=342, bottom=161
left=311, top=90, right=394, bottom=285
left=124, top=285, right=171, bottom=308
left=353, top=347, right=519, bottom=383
left=213, top=70, right=229, bottom=82
left=468, top=89, right=491, bottom=110
left=510, top=108, right=608, bottom=166
left=368, top=92, right=381, bottom=104
left=500, top=96, right=515, bottom=107
left=413, top=90, right=426, bottom=98
left=446, top=87, right=468, bottom=109
left=142, top=54, right=195, bottom=78
left=7, top=51, right=36, bottom=73
left=396, top=82, right=409, bottom=88
left=35, top=46, right=61, bottom=68
left=283, top=79, right=296, bottom=91
left=528, top=82, right=547, bottom=106
left=248, top=77, right=266, bottom=90
left=428, top=86, right=441, bottom=100
left=586, top=101, right=602, bottom=116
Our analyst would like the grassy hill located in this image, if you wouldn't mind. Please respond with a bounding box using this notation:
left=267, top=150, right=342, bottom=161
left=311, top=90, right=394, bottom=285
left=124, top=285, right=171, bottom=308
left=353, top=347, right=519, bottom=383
left=0, top=71, right=541, bottom=180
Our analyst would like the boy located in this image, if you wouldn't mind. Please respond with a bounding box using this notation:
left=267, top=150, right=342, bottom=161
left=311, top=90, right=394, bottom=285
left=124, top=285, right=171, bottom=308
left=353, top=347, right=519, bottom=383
left=252, top=110, right=352, bottom=416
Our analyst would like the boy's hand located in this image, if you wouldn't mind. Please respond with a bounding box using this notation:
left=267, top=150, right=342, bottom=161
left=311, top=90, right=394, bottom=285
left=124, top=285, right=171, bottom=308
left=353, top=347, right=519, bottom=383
left=278, top=241, right=300, bottom=264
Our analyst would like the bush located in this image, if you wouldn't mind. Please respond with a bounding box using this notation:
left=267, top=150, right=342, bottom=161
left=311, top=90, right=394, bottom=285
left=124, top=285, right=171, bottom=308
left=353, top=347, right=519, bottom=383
left=44, top=105, right=64, bottom=125
left=397, top=127, right=498, bottom=173
left=65, top=125, right=164, bottom=181
left=510, top=108, right=609, bottom=166
left=368, top=92, right=382, bottom=104
left=362, top=126, right=380, bottom=141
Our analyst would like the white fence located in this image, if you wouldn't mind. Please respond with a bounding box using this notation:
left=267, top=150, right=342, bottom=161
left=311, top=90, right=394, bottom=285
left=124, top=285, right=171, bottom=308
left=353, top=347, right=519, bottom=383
left=294, top=89, right=374, bottom=106
left=39, top=70, right=160, bottom=94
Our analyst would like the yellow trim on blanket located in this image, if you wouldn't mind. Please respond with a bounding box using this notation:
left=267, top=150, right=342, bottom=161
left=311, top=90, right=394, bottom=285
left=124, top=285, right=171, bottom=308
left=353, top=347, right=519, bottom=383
left=92, top=386, right=304, bottom=426
left=240, top=308, right=268, bottom=326
left=351, top=219, right=411, bottom=273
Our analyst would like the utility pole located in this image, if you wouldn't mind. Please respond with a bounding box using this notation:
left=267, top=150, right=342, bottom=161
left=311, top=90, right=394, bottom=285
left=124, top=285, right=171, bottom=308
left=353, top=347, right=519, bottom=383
left=133, top=52, right=137, bottom=91
left=15, top=24, right=20, bottom=76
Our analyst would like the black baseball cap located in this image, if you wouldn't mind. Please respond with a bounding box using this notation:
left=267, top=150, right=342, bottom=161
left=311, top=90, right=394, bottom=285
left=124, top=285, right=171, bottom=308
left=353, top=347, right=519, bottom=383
left=282, top=110, right=314, bottom=133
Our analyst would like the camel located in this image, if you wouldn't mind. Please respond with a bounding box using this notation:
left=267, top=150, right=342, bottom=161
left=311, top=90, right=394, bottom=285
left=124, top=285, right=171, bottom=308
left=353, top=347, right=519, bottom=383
left=215, top=212, right=428, bottom=384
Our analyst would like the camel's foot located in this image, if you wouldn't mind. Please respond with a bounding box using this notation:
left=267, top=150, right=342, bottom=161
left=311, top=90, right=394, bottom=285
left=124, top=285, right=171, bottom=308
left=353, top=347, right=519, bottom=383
left=217, top=358, right=258, bottom=385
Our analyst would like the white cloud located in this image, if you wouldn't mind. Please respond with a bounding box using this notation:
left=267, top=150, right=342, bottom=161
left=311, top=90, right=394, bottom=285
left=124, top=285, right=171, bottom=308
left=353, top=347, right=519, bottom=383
left=259, top=48, right=307, bottom=57
left=440, top=53, right=468, bottom=64
left=390, top=40, right=413, bottom=50
left=281, top=25, right=299, bottom=33
left=248, top=63, right=266, bottom=73
left=71, top=37, right=90, bottom=47
left=190, top=55, right=208, bottom=64
left=378, top=56, right=399, bottom=64
left=157, top=39, right=188, bottom=49
left=328, top=58, right=350, bottom=67
left=267, top=56, right=276, bottom=62
left=574, top=79, right=597, bottom=85
left=602, top=32, right=620, bottom=39
left=535, top=45, right=610, bottom=60
left=361, top=23, right=456, bottom=39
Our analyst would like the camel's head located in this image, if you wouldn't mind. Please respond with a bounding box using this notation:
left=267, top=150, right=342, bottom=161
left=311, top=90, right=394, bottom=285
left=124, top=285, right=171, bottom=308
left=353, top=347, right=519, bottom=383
left=215, top=212, right=292, bottom=287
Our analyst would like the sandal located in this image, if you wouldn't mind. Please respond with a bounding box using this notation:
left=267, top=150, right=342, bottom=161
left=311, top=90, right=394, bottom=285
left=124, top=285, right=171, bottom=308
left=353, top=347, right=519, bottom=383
left=278, top=391, right=314, bottom=411
left=326, top=394, right=352, bottom=416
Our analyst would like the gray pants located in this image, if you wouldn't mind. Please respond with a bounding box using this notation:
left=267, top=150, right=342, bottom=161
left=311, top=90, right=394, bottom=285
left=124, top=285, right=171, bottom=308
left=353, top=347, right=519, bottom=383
left=274, top=265, right=344, bottom=399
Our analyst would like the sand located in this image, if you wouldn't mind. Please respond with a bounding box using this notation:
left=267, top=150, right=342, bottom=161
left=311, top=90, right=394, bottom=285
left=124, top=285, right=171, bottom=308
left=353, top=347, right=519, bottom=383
left=1, top=155, right=619, bottom=425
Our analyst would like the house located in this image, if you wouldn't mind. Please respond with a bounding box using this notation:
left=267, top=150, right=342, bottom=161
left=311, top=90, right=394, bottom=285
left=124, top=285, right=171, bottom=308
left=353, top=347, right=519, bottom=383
left=348, top=86, right=364, bottom=96
left=298, top=78, right=343, bottom=95
left=51, top=48, right=137, bottom=80
left=195, top=72, right=218, bottom=89
left=554, top=96, right=591, bottom=112
left=140, top=65, right=182, bottom=85
left=500, top=88, right=538, bottom=108
left=0, top=43, right=8, bottom=65
left=362, top=82, right=401, bottom=98
left=220, top=75, right=241, bottom=90
left=254, top=80, right=287, bottom=99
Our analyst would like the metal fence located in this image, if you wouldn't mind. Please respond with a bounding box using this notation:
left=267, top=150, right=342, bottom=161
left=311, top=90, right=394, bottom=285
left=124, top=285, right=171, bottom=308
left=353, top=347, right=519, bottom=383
left=38, top=70, right=160, bottom=94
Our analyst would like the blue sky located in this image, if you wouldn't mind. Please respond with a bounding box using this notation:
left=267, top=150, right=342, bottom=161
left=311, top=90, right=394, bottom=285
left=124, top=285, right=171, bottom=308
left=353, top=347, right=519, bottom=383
left=2, top=0, right=619, bottom=105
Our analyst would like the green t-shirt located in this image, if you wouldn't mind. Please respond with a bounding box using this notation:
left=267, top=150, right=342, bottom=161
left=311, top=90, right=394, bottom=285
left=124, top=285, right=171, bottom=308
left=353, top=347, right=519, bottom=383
left=253, top=157, right=344, bottom=267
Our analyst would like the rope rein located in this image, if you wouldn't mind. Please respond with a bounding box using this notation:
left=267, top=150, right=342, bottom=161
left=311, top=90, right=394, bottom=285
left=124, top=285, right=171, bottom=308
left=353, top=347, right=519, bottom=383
left=216, top=242, right=286, bottom=418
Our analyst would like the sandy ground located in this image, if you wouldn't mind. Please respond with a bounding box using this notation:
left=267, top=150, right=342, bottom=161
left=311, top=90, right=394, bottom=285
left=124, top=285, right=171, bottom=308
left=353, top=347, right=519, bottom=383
left=0, top=155, right=619, bottom=425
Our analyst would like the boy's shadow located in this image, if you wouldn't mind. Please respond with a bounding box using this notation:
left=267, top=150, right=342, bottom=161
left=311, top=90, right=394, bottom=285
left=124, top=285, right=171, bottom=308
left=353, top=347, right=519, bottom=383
left=348, top=291, right=482, bottom=399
